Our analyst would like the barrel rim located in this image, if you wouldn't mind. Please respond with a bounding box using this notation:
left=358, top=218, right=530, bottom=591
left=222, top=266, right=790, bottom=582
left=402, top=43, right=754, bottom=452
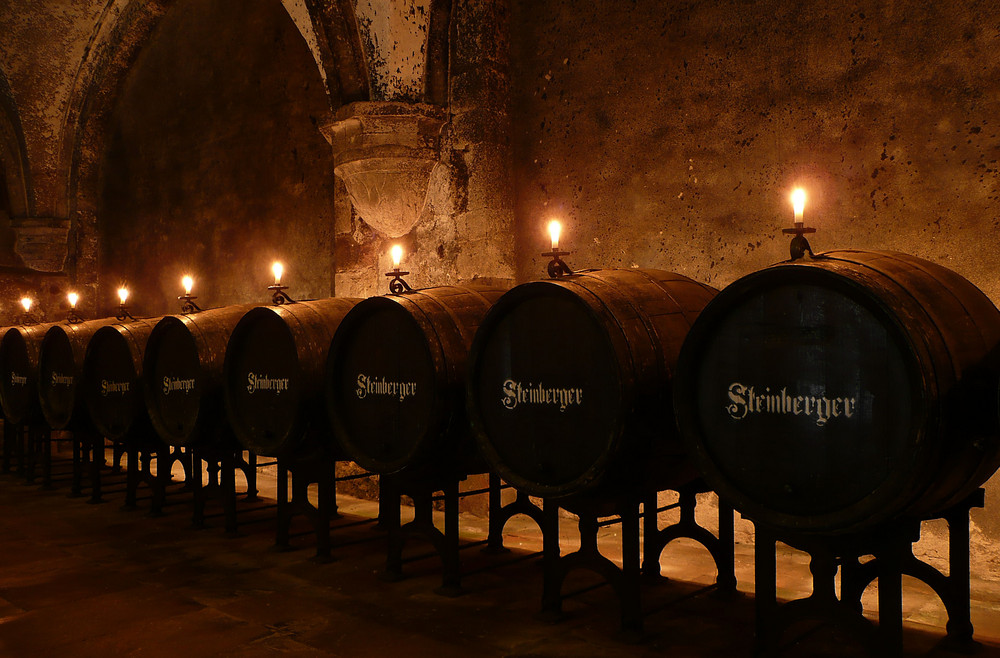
left=82, top=323, right=145, bottom=440
left=143, top=315, right=203, bottom=446
left=222, top=305, right=306, bottom=457
left=674, top=260, right=932, bottom=534
left=0, top=325, right=43, bottom=424
left=327, top=295, right=442, bottom=474
left=466, top=276, right=629, bottom=499
left=38, top=324, right=77, bottom=429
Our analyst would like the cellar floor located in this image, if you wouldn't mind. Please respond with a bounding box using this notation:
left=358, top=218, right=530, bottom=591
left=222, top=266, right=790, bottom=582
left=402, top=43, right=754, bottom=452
left=0, top=455, right=999, bottom=657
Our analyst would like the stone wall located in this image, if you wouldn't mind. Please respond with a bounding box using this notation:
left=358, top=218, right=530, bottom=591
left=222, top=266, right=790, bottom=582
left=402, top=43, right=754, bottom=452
left=508, top=0, right=1000, bottom=562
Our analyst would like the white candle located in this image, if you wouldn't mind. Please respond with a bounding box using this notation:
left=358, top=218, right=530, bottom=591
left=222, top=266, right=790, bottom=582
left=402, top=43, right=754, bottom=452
left=182, top=275, right=194, bottom=296
left=20, top=297, right=32, bottom=312
left=548, top=220, right=562, bottom=250
left=272, top=262, right=283, bottom=286
left=67, top=292, right=79, bottom=309
left=118, top=287, right=129, bottom=304
left=391, top=245, right=403, bottom=268
left=791, top=188, right=806, bottom=228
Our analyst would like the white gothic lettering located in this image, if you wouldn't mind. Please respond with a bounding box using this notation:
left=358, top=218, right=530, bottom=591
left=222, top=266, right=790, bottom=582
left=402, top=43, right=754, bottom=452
left=501, top=379, right=583, bottom=413
left=246, top=372, right=290, bottom=394
left=726, top=382, right=857, bottom=427
left=355, top=374, right=417, bottom=402
left=163, top=376, right=196, bottom=395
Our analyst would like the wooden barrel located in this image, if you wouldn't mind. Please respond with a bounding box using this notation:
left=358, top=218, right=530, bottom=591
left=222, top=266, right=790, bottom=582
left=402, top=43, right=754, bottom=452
left=38, top=319, right=118, bottom=430
left=142, top=305, right=256, bottom=447
left=0, top=322, right=59, bottom=425
left=466, top=269, right=718, bottom=502
left=223, top=298, right=359, bottom=459
left=326, top=285, right=507, bottom=478
left=81, top=319, right=157, bottom=441
left=674, top=250, right=1000, bottom=535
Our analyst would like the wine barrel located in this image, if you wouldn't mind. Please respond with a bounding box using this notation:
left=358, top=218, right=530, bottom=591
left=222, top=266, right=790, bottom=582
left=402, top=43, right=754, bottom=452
left=81, top=319, right=157, bottom=441
left=674, top=250, right=1000, bottom=535
left=466, top=269, right=718, bottom=502
left=142, top=305, right=256, bottom=447
left=0, top=322, right=59, bottom=425
left=326, top=285, right=507, bottom=478
left=223, top=298, right=360, bottom=459
left=38, top=319, right=118, bottom=430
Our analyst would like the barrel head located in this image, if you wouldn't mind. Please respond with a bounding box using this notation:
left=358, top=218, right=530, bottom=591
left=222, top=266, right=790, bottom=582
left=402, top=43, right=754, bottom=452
left=328, top=297, right=438, bottom=474
left=0, top=327, right=41, bottom=424
left=38, top=326, right=78, bottom=429
left=224, top=308, right=302, bottom=457
left=468, top=282, right=624, bottom=498
left=676, top=265, right=924, bottom=532
left=82, top=326, right=144, bottom=440
left=145, top=317, right=202, bottom=446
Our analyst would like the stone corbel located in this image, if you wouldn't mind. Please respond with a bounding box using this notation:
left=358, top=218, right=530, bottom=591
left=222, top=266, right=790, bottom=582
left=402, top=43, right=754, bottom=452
left=10, top=216, right=70, bottom=272
left=321, top=102, right=448, bottom=238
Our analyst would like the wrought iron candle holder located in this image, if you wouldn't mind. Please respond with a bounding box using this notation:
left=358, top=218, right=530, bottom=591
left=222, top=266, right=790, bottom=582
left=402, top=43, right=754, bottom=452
left=268, top=284, right=295, bottom=305
left=782, top=223, right=816, bottom=261
left=542, top=247, right=574, bottom=278
left=178, top=293, right=202, bottom=314
left=385, top=265, right=413, bottom=295
left=116, top=301, right=134, bottom=322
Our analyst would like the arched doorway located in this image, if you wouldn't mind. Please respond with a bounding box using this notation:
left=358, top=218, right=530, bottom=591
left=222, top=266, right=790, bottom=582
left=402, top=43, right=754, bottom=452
left=96, top=0, right=339, bottom=316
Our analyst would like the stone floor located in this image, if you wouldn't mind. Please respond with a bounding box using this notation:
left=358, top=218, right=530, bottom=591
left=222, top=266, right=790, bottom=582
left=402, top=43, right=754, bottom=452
left=0, top=456, right=999, bottom=657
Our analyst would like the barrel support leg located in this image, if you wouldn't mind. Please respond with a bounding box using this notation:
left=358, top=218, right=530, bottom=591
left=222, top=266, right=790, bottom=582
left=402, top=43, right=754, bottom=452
left=70, top=432, right=83, bottom=497
left=124, top=441, right=138, bottom=509
left=275, top=461, right=290, bottom=551
left=40, top=427, right=52, bottom=489
left=221, top=450, right=238, bottom=535
left=381, top=478, right=404, bottom=581
left=436, top=479, right=463, bottom=597
left=1, top=420, right=11, bottom=474
left=539, top=499, right=564, bottom=622
left=753, top=524, right=777, bottom=656
left=88, top=436, right=104, bottom=504
left=192, top=452, right=206, bottom=528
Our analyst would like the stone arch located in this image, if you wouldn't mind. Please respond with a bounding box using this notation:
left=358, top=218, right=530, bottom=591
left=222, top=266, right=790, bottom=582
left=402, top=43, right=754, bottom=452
left=58, top=0, right=368, bottom=296
left=0, top=66, right=33, bottom=218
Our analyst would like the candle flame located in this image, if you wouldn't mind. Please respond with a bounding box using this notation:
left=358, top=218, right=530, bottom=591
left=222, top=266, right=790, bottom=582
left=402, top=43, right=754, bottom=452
left=791, top=188, right=806, bottom=223
left=272, top=261, right=283, bottom=285
left=118, top=287, right=129, bottom=304
left=20, top=297, right=32, bottom=312
left=182, top=275, right=194, bottom=295
left=67, top=292, right=79, bottom=308
left=390, top=245, right=403, bottom=267
left=548, top=220, right=562, bottom=250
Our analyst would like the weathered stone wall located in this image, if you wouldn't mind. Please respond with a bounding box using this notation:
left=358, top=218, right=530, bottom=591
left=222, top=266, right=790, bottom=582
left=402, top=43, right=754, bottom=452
left=97, top=0, right=337, bottom=317
left=508, top=0, right=1000, bottom=562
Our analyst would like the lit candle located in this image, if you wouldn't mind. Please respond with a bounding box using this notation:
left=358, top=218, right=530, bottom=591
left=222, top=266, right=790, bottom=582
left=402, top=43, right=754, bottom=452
left=791, top=188, right=806, bottom=228
left=548, top=220, right=562, bottom=250
left=391, top=245, right=403, bottom=268
left=118, top=287, right=129, bottom=304
left=272, top=262, right=283, bottom=286
left=67, top=292, right=79, bottom=309
left=182, top=275, right=194, bottom=296
left=20, top=297, right=32, bottom=312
